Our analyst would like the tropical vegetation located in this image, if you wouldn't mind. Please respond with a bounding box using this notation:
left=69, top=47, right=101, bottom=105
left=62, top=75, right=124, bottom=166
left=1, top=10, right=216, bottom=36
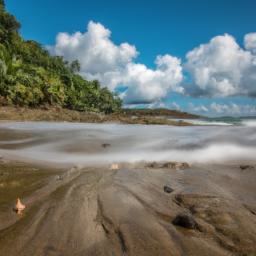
left=0, top=0, right=122, bottom=113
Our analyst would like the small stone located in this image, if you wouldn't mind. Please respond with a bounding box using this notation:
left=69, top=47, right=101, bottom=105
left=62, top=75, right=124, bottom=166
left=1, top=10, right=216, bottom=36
left=164, top=185, right=174, bottom=193
left=172, top=213, right=198, bottom=229
left=102, top=143, right=111, bottom=148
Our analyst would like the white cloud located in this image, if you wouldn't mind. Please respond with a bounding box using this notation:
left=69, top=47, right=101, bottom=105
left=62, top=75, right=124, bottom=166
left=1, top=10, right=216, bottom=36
left=49, top=22, right=256, bottom=105
left=189, top=102, right=256, bottom=116
left=122, top=55, right=183, bottom=103
left=147, top=101, right=166, bottom=109
left=189, top=103, right=209, bottom=113
left=185, top=33, right=256, bottom=97
left=244, top=33, right=256, bottom=54
left=210, top=102, right=256, bottom=115
left=210, top=102, right=230, bottom=113
left=171, top=102, right=181, bottom=110
left=50, top=21, right=183, bottom=104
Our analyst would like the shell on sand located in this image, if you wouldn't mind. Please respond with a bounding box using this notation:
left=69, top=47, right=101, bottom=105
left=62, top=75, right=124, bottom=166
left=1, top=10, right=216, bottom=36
left=14, top=198, right=26, bottom=215
left=110, top=163, right=119, bottom=170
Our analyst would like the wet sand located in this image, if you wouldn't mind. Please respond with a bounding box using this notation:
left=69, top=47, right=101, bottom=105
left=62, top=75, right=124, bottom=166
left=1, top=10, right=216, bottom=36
left=0, top=123, right=256, bottom=255
left=0, top=160, right=256, bottom=256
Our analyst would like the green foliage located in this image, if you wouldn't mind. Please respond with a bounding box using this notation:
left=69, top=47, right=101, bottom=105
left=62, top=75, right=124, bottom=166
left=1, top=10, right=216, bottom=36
left=0, top=3, right=122, bottom=113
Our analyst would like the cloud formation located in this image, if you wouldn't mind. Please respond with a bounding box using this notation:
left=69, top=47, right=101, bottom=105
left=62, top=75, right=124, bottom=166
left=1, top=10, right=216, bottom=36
left=188, top=103, right=209, bottom=113
left=189, top=102, right=256, bottom=116
left=50, top=21, right=183, bottom=103
left=49, top=22, right=256, bottom=107
left=185, top=33, right=256, bottom=97
left=244, top=33, right=256, bottom=54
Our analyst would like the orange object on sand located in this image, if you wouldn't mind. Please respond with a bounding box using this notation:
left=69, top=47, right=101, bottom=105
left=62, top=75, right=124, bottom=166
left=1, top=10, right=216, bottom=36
left=110, top=163, right=119, bottom=170
left=15, top=198, right=26, bottom=215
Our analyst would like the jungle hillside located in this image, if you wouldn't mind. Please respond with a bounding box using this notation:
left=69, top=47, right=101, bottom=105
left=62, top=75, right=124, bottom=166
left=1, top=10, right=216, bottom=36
left=0, top=0, right=122, bottom=113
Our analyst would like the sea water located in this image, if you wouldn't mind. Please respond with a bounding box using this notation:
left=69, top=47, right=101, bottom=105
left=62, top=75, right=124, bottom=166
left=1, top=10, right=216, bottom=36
left=0, top=119, right=255, bottom=165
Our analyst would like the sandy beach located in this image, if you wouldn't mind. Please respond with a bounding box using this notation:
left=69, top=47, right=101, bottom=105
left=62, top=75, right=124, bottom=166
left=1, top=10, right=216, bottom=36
left=0, top=122, right=256, bottom=256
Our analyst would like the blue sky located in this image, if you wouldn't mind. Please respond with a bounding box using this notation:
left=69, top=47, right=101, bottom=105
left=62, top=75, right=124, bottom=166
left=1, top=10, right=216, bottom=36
left=6, top=0, right=256, bottom=116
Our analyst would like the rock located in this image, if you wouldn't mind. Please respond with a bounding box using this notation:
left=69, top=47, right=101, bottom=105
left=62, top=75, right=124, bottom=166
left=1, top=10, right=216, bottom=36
left=172, top=213, right=198, bottom=229
left=163, top=185, right=174, bottom=193
left=102, top=143, right=111, bottom=148
left=240, top=165, right=254, bottom=170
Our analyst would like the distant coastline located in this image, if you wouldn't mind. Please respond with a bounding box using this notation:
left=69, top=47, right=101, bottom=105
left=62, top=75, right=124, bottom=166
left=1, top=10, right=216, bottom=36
left=0, top=106, right=198, bottom=126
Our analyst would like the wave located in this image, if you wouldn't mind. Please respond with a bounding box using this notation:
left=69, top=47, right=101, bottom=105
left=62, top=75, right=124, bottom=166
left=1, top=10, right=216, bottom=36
left=0, top=122, right=255, bottom=165
left=242, top=120, right=256, bottom=127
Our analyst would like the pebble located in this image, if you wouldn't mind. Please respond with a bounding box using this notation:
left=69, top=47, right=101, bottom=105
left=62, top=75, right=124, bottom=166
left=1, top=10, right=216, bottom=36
left=164, top=185, right=174, bottom=193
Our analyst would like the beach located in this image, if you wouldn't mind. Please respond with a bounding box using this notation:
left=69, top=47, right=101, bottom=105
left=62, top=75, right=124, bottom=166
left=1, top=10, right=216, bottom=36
left=0, top=122, right=256, bottom=255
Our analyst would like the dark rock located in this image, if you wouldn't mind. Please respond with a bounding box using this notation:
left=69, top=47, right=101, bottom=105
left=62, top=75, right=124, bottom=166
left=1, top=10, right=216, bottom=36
left=164, top=185, right=174, bottom=193
left=102, top=143, right=111, bottom=148
left=240, top=165, right=254, bottom=170
left=172, top=213, right=198, bottom=229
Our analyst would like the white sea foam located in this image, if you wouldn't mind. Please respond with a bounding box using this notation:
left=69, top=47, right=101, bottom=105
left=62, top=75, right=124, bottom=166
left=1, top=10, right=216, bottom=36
left=168, top=118, right=233, bottom=126
left=0, top=122, right=255, bottom=165
left=242, top=120, right=256, bottom=127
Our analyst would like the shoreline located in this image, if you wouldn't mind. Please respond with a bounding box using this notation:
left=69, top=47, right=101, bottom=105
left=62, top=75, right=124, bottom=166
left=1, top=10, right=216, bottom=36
left=0, top=158, right=256, bottom=255
left=0, top=106, right=195, bottom=126
left=0, top=121, right=256, bottom=255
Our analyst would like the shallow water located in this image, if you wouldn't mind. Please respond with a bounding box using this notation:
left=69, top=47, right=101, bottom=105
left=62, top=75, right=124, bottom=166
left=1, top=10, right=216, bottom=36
left=0, top=121, right=255, bottom=165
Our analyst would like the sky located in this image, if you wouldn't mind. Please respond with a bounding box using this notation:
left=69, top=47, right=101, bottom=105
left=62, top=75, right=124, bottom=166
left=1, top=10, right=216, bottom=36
left=6, top=0, right=256, bottom=116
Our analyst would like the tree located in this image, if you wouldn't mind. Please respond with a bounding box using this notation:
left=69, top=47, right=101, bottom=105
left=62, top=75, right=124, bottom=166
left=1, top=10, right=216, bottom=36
left=0, top=0, right=5, bottom=10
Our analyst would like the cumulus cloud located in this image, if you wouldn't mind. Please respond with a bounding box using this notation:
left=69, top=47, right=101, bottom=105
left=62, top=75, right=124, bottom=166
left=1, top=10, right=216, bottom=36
left=185, top=33, right=256, bottom=97
left=171, top=102, right=181, bottom=110
left=244, top=33, right=256, bottom=54
left=122, top=55, right=183, bottom=103
left=49, top=21, right=256, bottom=105
left=211, top=102, right=256, bottom=115
left=189, top=102, right=256, bottom=116
left=188, top=103, right=209, bottom=113
left=49, top=21, right=183, bottom=104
